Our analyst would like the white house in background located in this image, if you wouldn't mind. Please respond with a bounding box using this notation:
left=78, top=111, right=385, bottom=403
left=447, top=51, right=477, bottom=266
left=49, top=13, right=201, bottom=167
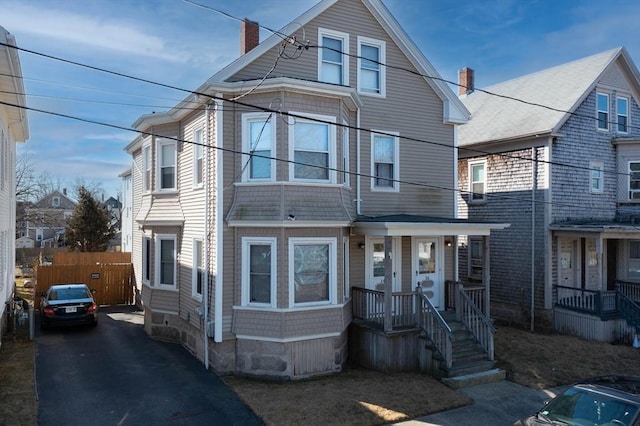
left=0, top=26, right=29, bottom=343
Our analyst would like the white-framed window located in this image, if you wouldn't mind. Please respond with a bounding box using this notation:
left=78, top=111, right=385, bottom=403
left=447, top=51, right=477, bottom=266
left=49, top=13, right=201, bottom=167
left=342, top=121, right=350, bottom=187
left=289, top=237, right=337, bottom=307
left=371, top=132, right=399, bottom=191
left=192, top=239, right=204, bottom=300
left=617, top=96, right=629, bottom=133
left=52, top=196, right=60, bottom=207
left=357, top=36, right=386, bottom=96
left=629, top=240, right=640, bottom=279
left=36, top=228, right=43, bottom=241
left=318, top=28, right=349, bottom=86
left=157, top=138, right=177, bottom=190
left=154, top=234, right=177, bottom=290
left=469, top=160, right=486, bottom=202
left=597, top=92, right=609, bottom=131
left=193, top=128, right=204, bottom=188
left=629, top=161, right=640, bottom=200
left=289, top=113, right=336, bottom=183
left=142, top=236, right=151, bottom=284
left=242, top=113, right=275, bottom=181
left=241, top=237, right=277, bottom=307
left=589, top=161, right=604, bottom=193
left=469, top=237, right=483, bottom=279
left=143, top=144, right=151, bottom=192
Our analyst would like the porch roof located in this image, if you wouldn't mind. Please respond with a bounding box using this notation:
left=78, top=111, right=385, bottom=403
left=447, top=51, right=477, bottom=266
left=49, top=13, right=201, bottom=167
left=550, top=219, right=640, bottom=237
left=352, top=214, right=509, bottom=236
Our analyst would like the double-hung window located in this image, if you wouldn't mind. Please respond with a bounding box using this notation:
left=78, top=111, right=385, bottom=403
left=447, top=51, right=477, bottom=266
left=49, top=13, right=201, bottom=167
left=192, top=239, right=204, bottom=300
left=469, top=160, right=486, bottom=202
left=157, top=139, right=177, bottom=190
left=630, top=241, right=640, bottom=279
left=143, top=145, right=151, bottom=192
left=290, top=114, right=335, bottom=182
left=469, top=238, right=484, bottom=279
left=357, top=37, right=385, bottom=96
left=629, top=161, right=640, bottom=200
left=155, top=234, right=176, bottom=290
left=243, top=113, right=275, bottom=181
left=241, top=237, right=276, bottom=307
left=52, top=197, right=60, bottom=207
left=597, top=92, right=609, bottom=131
left=193, top=129, right=204, bottom=187
left=318, top=29, right=349, bottom=85
left=617, top=96, right=629, bottom=133
left=289, top=238, right=337, bottom=306
left=589, top=161, right=604, bottom=193
left=371, top=132, right=399, bottom=191
left=142, top=236, right=151, bottom=284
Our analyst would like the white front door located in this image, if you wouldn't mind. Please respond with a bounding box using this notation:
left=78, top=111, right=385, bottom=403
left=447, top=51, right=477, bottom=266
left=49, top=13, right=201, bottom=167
left=559, top=238, right=578, bottom=288
left=413, top=237, right=441, bottom=308
left=366, top=237, right=401, bottom=292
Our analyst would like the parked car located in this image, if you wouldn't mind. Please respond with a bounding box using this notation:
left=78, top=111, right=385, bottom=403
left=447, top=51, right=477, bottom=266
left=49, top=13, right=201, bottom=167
left=515, top=375, right=640, bottom=425
left=39, top=284, right=98, bottom=329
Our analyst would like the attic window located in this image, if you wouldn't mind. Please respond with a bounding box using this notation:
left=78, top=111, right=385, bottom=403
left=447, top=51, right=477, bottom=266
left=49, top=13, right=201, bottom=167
left=597, top=92, right=609, bottom=131
left=52, top=197, right=60, bottom=207
left=318, top=28, right=349, bottom=86
left=617, top=96, right=628, bottom=133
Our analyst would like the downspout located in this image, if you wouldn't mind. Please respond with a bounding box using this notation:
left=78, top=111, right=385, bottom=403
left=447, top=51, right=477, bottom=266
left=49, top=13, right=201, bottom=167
left=214, top=98, right=223, bottom=343
left=531, top=147, right=537, bottom=332
left=203, top=103, right=211, bottom=369
left=356, top=108, right=361, bottom=215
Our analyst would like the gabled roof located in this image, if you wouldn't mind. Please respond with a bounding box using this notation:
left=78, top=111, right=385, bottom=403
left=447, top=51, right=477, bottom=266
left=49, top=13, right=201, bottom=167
left=458, top=47, right=640, bottom=146
left=32, top=190, right=76, bottom=209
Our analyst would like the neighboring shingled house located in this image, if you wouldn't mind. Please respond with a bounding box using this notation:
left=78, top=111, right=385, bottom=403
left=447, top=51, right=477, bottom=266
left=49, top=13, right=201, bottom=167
left=125, top=0, right=507, bottom=380
left=18, top=189, right=76, bottom=248
left=457, top=48, right=640, bottom=342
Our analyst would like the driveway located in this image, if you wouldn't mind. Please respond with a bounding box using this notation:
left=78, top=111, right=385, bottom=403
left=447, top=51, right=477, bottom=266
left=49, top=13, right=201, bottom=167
left=36, top=305, right=262, bottom=426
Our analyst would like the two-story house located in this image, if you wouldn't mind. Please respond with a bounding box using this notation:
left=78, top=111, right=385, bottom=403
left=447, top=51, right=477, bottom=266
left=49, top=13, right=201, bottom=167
left=18, top=189, right=76, bottom=248
left=125, top=0, right=507, bottom=380
left=457, top=48, right=640, bottom=342
left=0, top=26, right=29, bottom=342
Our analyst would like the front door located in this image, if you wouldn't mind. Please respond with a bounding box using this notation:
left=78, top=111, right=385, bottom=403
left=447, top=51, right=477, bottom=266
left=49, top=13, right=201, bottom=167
left=413, top=237, right=441, bottom=308
left=559, top=238, right=578, bottom=288
left=366, top=237, right=401, bottom=292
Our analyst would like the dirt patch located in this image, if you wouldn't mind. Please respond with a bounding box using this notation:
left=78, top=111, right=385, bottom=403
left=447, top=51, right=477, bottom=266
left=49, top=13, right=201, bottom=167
left=224, top=368, right=471, bottom=425
left=0, top=338, right=37, bottom=426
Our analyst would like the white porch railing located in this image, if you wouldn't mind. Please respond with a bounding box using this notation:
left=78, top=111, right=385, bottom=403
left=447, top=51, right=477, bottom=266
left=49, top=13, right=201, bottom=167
left=351, top=287, right=418, bottom=328
left=416, top=288, right=453, bottom=369
left=456, top=289, right=495, bottom=360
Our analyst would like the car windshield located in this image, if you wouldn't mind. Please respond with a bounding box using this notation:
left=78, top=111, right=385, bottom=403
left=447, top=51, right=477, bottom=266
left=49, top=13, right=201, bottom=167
left=49, top=288, right=91, bottom=301
left=542, top=386, right=639, bottom=426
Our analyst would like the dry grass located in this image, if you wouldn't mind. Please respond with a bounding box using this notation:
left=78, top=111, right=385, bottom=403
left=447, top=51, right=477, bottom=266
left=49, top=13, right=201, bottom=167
left=495, top=325, right=640, bottom=389
left=224, top=368, right=471, bottom=425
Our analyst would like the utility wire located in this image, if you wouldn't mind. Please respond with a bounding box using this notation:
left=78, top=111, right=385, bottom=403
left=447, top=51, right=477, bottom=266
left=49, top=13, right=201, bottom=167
left=0, top=97, right=622, bottom=213
left=0, top=41, right=630, bottom=180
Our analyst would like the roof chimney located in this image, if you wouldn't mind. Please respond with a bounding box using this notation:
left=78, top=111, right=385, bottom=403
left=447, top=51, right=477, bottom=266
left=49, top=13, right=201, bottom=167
left=458, top=67, right=474, bottom=96
left=63, top=188, right=67, bottom=196
left=241, top=19, right=259, bottom=55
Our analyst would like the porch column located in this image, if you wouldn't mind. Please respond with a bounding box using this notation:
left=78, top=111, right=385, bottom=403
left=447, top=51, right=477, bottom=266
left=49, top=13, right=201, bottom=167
left=596, top=235, right=604, bottom=291
left=483, top=235, right=491, bottom=317
left=384, top=235, right=393, bottom=332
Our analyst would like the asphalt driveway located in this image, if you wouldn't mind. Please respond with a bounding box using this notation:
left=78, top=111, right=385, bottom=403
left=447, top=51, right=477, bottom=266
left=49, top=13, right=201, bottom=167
left=36, top=305, right=262, bottom=426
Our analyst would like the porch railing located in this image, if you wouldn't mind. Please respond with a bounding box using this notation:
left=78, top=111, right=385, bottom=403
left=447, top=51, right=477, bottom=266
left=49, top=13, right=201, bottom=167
left=617, top=291, right=640, bottom=330
left=617, top=280, right=640, bottom=304
left=456, top=289, right=495, bottom=360
left=556, top=285, right=606, bottom=316
left=445, top=280, right=486, bottom=315
left=417, top=289, right=453, bottom=369
left=351, top=287, right=418, bottom=328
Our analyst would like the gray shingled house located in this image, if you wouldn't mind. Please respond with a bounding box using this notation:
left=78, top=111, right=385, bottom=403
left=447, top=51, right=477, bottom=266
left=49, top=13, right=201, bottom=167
left=457, top=48, right=640, bottom=343
left=124, top=0, right=508, bottom=381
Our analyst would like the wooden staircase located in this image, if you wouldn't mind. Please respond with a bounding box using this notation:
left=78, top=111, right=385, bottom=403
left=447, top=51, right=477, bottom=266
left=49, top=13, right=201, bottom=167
left=434, top=310, right=504, bottom=388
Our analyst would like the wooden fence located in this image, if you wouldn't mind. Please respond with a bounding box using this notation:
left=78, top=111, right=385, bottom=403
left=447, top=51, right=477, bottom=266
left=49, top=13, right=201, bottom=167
left=34, top=252, right=134, bottom=309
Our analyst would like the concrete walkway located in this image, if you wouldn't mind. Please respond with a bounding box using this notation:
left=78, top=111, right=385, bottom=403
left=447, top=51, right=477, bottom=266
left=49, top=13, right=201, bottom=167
left=396, top=381, right=563, bottom=426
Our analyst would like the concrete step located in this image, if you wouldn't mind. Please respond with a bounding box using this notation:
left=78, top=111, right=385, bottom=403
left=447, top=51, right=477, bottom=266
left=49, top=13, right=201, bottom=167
left=442, top=368, right=506, bottom=389
left=443, top=359, right=497, bottom=378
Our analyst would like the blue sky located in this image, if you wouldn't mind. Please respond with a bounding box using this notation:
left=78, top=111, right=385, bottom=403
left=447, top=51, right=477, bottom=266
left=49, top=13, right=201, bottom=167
left=1, top=0, right=639, bottom=199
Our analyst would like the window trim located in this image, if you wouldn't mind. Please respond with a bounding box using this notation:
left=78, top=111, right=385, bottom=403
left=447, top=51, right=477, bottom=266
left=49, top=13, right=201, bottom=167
left=468, top=237, right=484, bottom=280
left=317, top=28, right=349, bottom=86
left=242, top=112, right=276, bottom=182
left=154, top=234, right=177, bottom=290
left=596, top=92, right=609, bottom=131
left=288, top=112, right=337, bottom=183
left=617, top=96, right=629, bottom=134
left=192, top=238, right=204, bottom=300
left=589, top=160, right=604, bottom=194
left=241, top=237, right=277, bottom=308
left=156, top=138, right=177, bottom=191
left=357, top=36, right=386, bottom=97
left=143, top=144, right=152, bottom=193
left=370, top=131, right=399, bottom=192
left=142, top=235, right=151, bottom=285
left=288, top=237, right=337, bottom=308
left=629, top=161, right=640, bottom=201
left=192, top=128, right=204, bottom=188
left=469, top=160, right=487, bottom=202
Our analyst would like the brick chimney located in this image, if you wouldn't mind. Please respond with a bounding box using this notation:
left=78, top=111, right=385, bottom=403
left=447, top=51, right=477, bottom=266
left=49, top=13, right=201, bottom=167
left=458, top=67, right=474, bottom=96
left=240, top=19, right=259, bottom=55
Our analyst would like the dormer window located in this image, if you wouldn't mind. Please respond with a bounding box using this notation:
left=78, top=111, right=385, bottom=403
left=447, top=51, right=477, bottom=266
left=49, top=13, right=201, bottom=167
left=318, top=28, right=349, bottom=86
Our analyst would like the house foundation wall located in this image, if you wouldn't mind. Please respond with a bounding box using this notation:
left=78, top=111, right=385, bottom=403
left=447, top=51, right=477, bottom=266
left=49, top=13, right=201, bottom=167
left=490, top=301, right=553, bottom=331
left=554, top=308, right=636, bottom=343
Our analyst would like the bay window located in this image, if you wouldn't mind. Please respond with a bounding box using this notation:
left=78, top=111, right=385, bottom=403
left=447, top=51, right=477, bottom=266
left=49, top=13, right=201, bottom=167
left=241, top=237, right=276, bottom=307
left=290, top=114, right=335, bottom=182
left=289, top=238, right=337, bottom=306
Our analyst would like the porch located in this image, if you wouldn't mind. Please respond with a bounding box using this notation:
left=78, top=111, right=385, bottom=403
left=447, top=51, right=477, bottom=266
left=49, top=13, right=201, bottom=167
left=350, top=281, right=498, bottom=382
left=554, top=281, right=640, bottom=342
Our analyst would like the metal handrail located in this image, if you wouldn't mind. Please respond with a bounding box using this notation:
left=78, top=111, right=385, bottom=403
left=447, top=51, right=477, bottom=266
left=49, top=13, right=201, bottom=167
left=417, top=289, right=453, bottom=368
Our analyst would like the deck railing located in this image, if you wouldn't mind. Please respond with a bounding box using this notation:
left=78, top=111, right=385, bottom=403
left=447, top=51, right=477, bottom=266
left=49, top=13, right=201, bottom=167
left=456, top=289, right=495, bottom=360
left=445, top=280, right=486, bottom=315
left=556, top=286, right=603, bottom=315
left=617, top=280, right=640, bottom=304
left=351, top=287, right=418, bottom=328
left=417, top=289, right=453, bottom=368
